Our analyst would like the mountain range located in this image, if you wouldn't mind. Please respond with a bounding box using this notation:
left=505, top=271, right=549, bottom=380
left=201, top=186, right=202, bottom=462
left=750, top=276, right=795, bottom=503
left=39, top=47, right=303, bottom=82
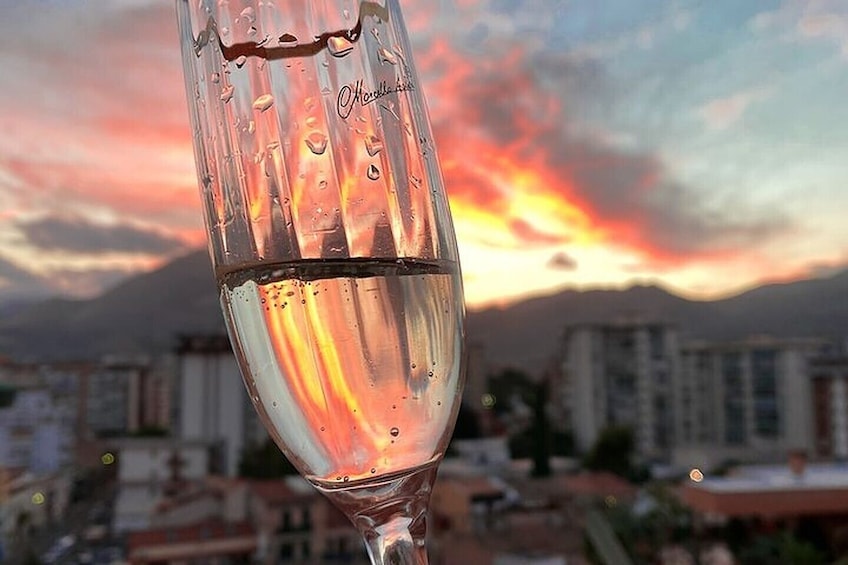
left=2, top=249, right=848, bottom=375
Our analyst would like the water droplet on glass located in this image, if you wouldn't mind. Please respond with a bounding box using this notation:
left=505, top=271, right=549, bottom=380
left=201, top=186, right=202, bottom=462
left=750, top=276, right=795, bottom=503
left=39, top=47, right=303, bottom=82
left=304, top=97, right=316, bottom=111
left=428, top=371, right=434, bottom=377
left=365, top=135, right=383, bottom=156
left=370, top=468, right=376, bottom=474
left=377, top=47, right=397, bottom=65
left=410, top=175, right=422, bottom=188
left=371, top=28, right=381, bottom=43
left=272, top=401, right=277, bottom=407
left=328, top=36, right=354, bottom=58
left=234, top=55, right=247, bottom=68
left=210, top=72, right=220, bottom=83
left=411, top=363, right=417, bottom=369
left=343, top=8, right=350, bottom=19
left=305, top=116, right=318, bottom=128
left=320, top=426, right=326, bottom=432
left=221, top=26, right=230, bottom=36
left=380, top=102, right=400, bottom=121
left=247, top=120, right=256, bottom=134
left=390, top=427, right=400, bottom=437
left=367, top=164, right=381, bottom=180
left=318, top=179, right=328, bottom=190
left=279, top=32, right=297, bottom=44
left=437, top=401, right=442, bottom=406
left=247, top=26, right=257, bottom=37
left=343, top=476, right=350, bottom=482
left=239, top=6, right=255, bottom=23
left=256, top=34, right=270, bottom=47
left=253, top=94, right=274, bottom=112
left=305, top=132, right=328, bottom=155
left=220, top=85, right=234, bottom=102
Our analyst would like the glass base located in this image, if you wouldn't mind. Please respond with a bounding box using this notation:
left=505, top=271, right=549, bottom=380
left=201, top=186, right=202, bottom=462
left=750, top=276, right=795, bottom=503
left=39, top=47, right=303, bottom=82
left=311, top=460, right=439, bottom=564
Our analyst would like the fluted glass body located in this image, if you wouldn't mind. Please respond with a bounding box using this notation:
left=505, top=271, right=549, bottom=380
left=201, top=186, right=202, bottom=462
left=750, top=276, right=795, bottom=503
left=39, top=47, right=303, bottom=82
left=177, top=1, right=464, bottom=562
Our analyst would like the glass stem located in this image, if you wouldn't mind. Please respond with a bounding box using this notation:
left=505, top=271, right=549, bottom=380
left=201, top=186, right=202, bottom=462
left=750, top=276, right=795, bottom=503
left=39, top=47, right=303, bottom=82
left=361, top=513, right=429, bottom=565
left=317, top=463, right=439, bottom=565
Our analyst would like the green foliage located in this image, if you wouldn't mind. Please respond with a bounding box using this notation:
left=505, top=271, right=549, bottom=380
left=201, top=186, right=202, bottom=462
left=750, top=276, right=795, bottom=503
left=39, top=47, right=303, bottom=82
left=583, top=425, right=635, bottom=478
left=131, top=425, right=168, bottom=437
left=531, top=380, right=551, bottom=477
left=0, top=384, right=17, bottom=408
left=452, top=402, right=482, bottom=440
left=600, top=484, right=694, bottom=564
left=487, top=369, right=556, bottom=477
left=486, top=368, right=536, bottom=415
left=238, top=438, right=298, bottom=479
left=737, top=533, right=827, bottom=565
left=22, top=549, right=43, bottom=565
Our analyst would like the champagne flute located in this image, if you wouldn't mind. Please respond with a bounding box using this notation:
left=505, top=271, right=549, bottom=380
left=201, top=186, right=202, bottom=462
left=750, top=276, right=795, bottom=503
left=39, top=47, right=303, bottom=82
left=176, top=1, right=465, bottom=563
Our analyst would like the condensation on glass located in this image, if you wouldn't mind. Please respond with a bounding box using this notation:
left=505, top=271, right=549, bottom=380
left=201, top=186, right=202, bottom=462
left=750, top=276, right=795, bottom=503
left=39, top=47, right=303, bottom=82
left=177, top=0, right=458, bottom=275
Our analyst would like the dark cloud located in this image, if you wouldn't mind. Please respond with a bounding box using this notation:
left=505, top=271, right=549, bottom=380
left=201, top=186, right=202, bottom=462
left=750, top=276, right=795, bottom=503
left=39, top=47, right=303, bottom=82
left=510, top=219, right=568, bottom=247
left=547, top=251, right=578, bottom=271
left=17, top=215, right=187, bottom=256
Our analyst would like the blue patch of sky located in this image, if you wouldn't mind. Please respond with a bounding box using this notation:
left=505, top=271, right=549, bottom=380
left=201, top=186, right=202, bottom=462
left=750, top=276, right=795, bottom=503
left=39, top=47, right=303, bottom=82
left=544, top=1, right=848, bottom=202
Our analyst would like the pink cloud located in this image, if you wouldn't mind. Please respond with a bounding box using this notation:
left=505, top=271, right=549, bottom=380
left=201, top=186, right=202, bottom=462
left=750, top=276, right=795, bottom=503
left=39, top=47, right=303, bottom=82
left=697, top=88, right=769, bottom=131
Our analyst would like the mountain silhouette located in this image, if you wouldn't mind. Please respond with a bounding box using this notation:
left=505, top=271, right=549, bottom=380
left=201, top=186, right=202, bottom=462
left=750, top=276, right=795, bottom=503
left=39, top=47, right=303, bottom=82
left=1, top=249, right=847, bottom=372
left=0, top=250, right=224, bottom=362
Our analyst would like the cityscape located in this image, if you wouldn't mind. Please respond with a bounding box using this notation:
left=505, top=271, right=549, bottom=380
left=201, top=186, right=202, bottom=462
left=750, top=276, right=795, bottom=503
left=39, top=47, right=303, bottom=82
left=2, top=256, right=848, bottom=564
left=4, top=1, right=848, bottom=564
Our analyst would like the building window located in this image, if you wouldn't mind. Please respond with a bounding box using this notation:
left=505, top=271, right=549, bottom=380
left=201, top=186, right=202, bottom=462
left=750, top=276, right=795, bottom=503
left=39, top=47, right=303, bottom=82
left=752, top=349, right=779, bottom=438
left=301, top=540, right=311, bottom=560
left=280, top=543, right=294, bottom=560
left=722, top=352, right=746, bottom=445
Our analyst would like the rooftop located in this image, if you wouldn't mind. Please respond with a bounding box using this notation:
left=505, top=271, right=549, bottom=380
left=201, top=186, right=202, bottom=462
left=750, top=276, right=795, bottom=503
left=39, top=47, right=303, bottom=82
left=683, top=462, right=848, bottom=518
left=694, top=462, right=848, bottom=493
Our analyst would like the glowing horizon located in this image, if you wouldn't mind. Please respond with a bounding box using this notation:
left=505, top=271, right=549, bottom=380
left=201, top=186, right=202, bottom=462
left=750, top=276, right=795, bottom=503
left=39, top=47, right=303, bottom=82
left=2, top=1, right=848, bottom=309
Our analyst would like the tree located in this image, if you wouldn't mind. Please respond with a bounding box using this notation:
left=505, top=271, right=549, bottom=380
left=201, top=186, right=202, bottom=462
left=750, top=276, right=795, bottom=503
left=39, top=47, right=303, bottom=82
left=238, top=439, right=298, bottom=479
left=583, top=426, right=635, bottom=478
left=531, top=380, right=552, bottom=477
left=452, top=402, right=482, bottom=440
left=486, top=368, right=536, bottom=417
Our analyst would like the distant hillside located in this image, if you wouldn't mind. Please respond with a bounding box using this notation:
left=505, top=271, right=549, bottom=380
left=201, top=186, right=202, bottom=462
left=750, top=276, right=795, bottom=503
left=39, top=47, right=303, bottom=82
left=0, top=251, right=224, bottom=361
left=1, top=249, right=847, bottom=372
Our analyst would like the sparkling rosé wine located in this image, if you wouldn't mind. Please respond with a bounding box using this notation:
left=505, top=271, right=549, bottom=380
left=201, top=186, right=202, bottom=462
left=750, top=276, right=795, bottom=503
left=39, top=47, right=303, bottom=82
left=219, top=258, right=464, bottom=487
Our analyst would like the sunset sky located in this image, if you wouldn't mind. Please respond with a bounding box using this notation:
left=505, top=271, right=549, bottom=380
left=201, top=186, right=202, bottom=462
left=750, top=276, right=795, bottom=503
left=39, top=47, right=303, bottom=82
left=2, top=0, right=848, bottom=309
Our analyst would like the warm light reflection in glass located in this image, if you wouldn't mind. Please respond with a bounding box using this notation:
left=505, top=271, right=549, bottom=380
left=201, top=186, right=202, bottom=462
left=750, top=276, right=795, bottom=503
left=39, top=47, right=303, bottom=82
left=689, top=468, right=704, bottom=482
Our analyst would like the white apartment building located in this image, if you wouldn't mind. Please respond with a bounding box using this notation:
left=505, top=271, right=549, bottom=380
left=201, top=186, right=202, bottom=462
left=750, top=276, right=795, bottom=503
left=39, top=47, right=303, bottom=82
left=675, top=337, right=825, bottom=469
left=560, top=321, right=680, bottom=460
left=0, top=387, right=71, bottom=473
left=175, top=335, right=265, bottom=477
left=112, top=438, right=214, bottom=533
